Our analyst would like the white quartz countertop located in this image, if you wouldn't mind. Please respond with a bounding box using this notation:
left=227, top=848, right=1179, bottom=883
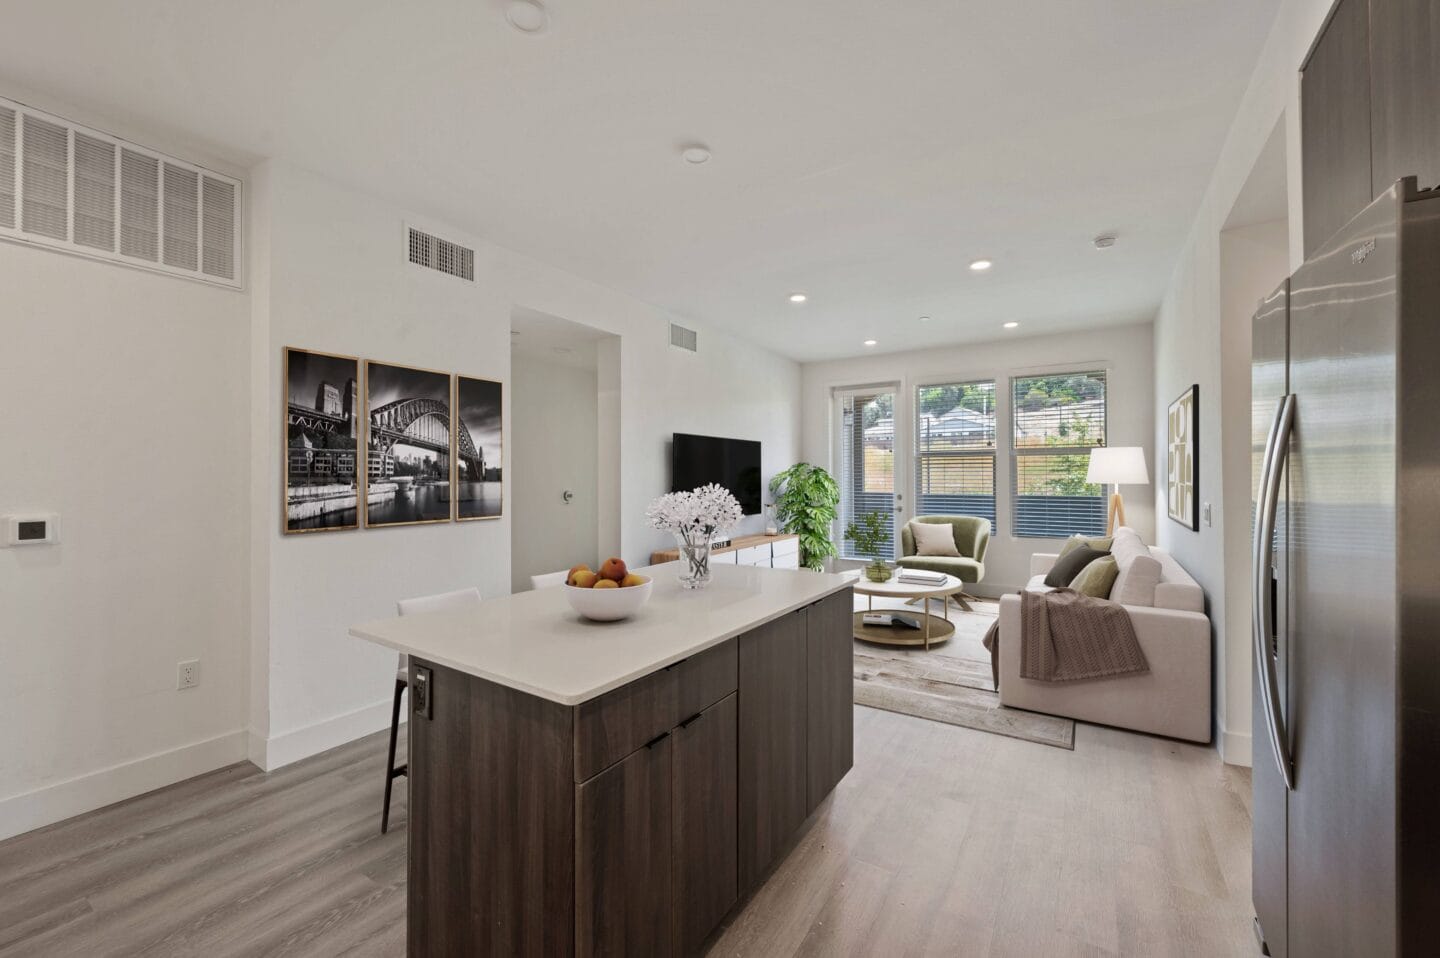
left=348, top=562, right=854, bottom=706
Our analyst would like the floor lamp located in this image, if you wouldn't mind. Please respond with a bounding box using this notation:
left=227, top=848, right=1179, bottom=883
left=1087, top=447, right=1150, bottom=535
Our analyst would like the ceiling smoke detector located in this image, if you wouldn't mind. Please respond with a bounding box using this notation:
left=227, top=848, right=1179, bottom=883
left=681, top=145, right=712, bottom=165
left=505, top=0, right=549, bottom=33
left=1093, top=234, right=1117, bottom=250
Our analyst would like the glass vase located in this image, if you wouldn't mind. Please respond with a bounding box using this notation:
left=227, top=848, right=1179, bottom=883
left=864, top=559, right=894, bottom=583
left=676, top=531, right=713, bottom=589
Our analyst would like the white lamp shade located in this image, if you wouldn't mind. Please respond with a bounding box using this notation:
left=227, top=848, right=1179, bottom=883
left=1087, top=446, right=1150, bottom=486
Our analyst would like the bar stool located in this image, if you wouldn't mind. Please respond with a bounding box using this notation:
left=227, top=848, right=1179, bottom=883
left=529, top=569, right=570, bottom=589
left=384, top=586, right=483, bottom=833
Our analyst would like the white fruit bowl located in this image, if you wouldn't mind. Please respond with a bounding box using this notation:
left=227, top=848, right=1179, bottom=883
left=562, top=576, right=653, bottom=621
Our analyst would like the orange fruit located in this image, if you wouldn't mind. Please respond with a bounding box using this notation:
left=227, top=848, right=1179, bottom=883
left=593, top=578, right=619, bottom=589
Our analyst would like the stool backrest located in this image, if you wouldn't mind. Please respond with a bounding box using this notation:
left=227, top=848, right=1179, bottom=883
left=530, top=570, right=570, bottom=590
left=394, top=587, right=482, bottom=669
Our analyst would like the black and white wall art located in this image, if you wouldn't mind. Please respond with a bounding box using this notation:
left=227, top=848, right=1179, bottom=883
left=1167, top=383, right=1199, bottom=530
left=454, top=375, right=504, bottom=520
left=284, top=347, right=361, bottom=534
left=365, top=360, right=453, bottom=527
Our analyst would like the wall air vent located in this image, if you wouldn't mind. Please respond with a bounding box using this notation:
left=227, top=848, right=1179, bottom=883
left=408, top=226, right=474, bottom=281
left=670, top=322, right=698, bottom=352
left=0, top=95, right=242, bottom=289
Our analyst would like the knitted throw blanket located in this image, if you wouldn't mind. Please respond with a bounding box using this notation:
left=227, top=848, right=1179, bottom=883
left=1014, top=589, right=1149, bottom=682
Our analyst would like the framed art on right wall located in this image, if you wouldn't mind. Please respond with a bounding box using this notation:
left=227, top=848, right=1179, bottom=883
left=1167, top=383, right=1199, bottom=530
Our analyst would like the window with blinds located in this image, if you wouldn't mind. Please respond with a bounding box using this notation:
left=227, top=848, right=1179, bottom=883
left=915, top=380, right=996, bottom=525
left=0, top=96, right=241, bottom=288
left=1012, top=370, right=1107, bottom=537
left=837, top=388, right=896, bottom=559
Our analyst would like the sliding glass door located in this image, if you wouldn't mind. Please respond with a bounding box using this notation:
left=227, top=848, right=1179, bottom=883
left=836, top=387, right=899, bottom=560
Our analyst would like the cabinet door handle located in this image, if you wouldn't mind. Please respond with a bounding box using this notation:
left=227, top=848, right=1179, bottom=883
left=644, top=731, right=670, bottom=750
left=679, top=711, right=704, bottom=729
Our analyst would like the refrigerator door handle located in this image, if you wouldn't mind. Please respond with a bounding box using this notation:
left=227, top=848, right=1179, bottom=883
left=1253, top=394, right=1296, bottom=790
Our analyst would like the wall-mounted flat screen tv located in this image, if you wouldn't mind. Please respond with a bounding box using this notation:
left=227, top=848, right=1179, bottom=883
left=672, top=433, right=763, bottom=516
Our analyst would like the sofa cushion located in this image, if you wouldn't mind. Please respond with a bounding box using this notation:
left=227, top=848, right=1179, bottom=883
left=910, top=520, right=961, bottom=557
left=1109, top=527, right=1149, bottom=569
left=1069, top=556, right=1119, bottom=598
left=1043, top=543, right=1109, bottom=588
left=1058, top=534, right=1113, bottom=559
left=898, top=555, right=982, bottom=582
left=1024, top=575, right=1056, bottom=593
left=1112, top=553, right=1163, bottom=607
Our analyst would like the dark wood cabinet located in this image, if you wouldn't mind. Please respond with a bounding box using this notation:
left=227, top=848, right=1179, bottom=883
left=408, top=666, right=575, bottom=958
left=805, top=591, right=854, bottom=812
left=1369, top=0, right=1440, bottom=196
left=576, top=735, right=674, bottom=958
left=671, top=692, right=738, bottom=956
left=1301, top=0, right=1373, bottom=255
left=737, top=608, right=810, bottom=890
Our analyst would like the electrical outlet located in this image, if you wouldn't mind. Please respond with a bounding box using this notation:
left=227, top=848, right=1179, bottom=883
left=177, top=659, right=201, bottom=690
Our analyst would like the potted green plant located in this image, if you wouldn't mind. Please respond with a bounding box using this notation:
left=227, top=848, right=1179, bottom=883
left=844, top=510, right=894, bottom=582
left=768, top=463, right=840, bottom=571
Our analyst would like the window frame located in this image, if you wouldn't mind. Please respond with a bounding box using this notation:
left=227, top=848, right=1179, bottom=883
left=912, top=378, right=997, bottom=527
left=1009, top=369, right=1109, bottom=539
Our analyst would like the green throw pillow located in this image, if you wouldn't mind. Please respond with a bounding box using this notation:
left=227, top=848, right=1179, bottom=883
left=1059, top=534, right=1114, bottom=559
left=1069, top=555, right=1119, bottom=598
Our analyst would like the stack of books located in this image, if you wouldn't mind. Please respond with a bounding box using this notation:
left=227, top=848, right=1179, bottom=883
left=897, top=568, right=948, bottom=586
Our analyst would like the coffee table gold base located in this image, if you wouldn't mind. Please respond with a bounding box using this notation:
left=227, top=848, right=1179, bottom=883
left=852, top=611, right=955, bottom=649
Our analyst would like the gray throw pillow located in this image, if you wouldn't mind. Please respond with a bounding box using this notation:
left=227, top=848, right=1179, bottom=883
left=1043, top=544, right=1109, bottom=588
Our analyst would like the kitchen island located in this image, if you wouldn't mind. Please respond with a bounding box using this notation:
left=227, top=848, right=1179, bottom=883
left=349, top=562, right=855, bottom=957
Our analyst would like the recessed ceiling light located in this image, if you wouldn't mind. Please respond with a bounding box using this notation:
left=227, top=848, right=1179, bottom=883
left=788, top=293, right=808, bottom=303
left=918, top=315, right=932, bottom=322
left=552, top=346, right=574, bottom=355
left=863, top=339, right=877, bottom=347
left=681, top=145, right=712, bottom=165
left=505, top=0, right=549, bottom=33
left=1003, top=322, right=1019, bottom=329
left=969, top=259, right=993, bottom=271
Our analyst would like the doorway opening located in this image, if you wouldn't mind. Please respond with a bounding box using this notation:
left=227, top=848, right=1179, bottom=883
left=509, top=307, right=621, bottom=593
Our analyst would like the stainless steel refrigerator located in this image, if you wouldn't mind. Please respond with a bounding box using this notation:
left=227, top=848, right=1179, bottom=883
left=1251, top=178, right=1440, bottom=957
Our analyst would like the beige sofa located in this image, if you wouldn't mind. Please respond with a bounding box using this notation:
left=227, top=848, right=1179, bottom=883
left=996, top=537, right=1211, bottom=743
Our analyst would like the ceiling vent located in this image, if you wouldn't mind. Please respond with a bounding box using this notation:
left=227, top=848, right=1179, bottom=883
left=408, top=226, right=474, bottom=281
left=0, top=96, right=242, bottom=288
left=670, top=322, right=698, bottom=352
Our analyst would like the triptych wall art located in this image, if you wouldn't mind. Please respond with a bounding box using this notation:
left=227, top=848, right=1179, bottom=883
left=283, top=347, right=504, bottom=534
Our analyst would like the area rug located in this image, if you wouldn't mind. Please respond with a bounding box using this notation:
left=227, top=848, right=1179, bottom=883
left=852, top=599, right=1075, bottom=750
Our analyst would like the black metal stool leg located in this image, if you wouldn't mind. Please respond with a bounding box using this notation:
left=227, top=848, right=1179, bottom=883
left=382, top=677, right=406, bottom=834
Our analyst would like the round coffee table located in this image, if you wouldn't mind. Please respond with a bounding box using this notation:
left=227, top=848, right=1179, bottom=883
left=851, top=571, right=965, bottom=650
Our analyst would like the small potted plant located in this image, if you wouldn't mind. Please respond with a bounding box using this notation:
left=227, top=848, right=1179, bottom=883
left=844, top=511, right=894, bottom=583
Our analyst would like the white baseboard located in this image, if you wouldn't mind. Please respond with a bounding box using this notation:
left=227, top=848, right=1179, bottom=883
left=258, top=697, right=401, bottom=772
left=1220, top=727, right=1253, bottom=767
left=0, top=729, right=248, bottom=842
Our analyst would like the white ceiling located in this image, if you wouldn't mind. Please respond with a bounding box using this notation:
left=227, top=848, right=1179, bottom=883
left=0, top=0, right=1280, bottom=362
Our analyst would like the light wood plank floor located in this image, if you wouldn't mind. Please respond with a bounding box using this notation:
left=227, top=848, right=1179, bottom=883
left=0, top=708, right=1254, bottom=957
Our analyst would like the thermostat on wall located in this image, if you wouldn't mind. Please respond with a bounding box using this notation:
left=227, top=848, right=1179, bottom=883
left=3, top=514, right=59, bottom=546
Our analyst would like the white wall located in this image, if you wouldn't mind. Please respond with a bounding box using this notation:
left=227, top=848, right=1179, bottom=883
left=800, top=323, right=1155, bottom=594
left=0, top=235, right=251, bottom=840
left=1152, top=0, right=1333, bottom=765
left=249, top=161, right=512, bottom=769
left=498, top=250, right=804, bottom=563
left=510, top=355, right=599, bottom=592
left=247, top=163, right=803, bottom=770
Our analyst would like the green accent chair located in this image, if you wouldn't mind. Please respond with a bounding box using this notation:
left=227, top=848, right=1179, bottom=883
left=898, top=515, right=991, bottom=610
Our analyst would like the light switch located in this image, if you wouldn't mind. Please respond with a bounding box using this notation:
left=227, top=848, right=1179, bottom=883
left=1203, top=503, right=1213, bottom=527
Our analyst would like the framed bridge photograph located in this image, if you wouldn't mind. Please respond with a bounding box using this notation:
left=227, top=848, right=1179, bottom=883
left=365, top=360, right=454, bottom=528
left=454, top=375, right=503, bottom=521
left=283, top=347, right=361, bottom=535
